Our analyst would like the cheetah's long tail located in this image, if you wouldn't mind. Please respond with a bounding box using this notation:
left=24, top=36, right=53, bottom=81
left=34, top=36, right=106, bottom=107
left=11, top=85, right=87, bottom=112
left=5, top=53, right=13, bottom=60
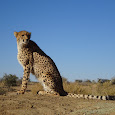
left=67, top=93, right=115, bottom=100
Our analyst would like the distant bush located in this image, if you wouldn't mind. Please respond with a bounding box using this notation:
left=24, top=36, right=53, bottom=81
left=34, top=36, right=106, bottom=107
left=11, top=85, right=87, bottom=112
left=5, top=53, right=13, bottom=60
left=84, top=79, right=92, bottom=83
left=2, top=74, right=18, bottom=88
left=75, top=80, right=82, bottom=83
left=98, top=78, right=110, bottom=83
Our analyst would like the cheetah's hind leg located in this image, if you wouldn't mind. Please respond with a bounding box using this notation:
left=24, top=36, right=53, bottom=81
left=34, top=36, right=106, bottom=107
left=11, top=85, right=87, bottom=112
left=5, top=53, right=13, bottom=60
left=37, top=91, right=60, bottom=96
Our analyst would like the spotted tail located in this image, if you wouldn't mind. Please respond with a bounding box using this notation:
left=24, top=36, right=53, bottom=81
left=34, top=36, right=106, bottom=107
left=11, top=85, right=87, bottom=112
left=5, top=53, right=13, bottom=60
left=67, top=93, right=115, bottom=100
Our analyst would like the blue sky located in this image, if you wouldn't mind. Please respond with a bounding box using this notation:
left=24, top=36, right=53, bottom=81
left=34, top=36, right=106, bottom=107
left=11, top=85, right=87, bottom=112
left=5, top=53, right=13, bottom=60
left=0, top=0, right=115, bottom=82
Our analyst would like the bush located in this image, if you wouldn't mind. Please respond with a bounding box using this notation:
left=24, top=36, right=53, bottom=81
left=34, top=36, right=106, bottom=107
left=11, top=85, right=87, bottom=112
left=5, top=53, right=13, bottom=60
left=98, top=78, right=110, bottom=84
left=84, top=79, right=92, bottom=83
left=75, top=80, right=82, bottom=83
left=2, top=74, right=18, bottom=88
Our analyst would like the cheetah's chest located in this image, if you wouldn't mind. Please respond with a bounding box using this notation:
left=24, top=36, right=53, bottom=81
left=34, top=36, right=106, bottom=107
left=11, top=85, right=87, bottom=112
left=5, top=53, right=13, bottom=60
left=17, top=50, right=30, bottom=67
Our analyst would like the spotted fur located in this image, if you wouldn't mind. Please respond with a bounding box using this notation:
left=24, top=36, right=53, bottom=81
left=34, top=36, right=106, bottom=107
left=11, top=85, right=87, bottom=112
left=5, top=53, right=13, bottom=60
left=14, top=30, right=67, bottom=96
left=14, top=30, right=113, bottom=100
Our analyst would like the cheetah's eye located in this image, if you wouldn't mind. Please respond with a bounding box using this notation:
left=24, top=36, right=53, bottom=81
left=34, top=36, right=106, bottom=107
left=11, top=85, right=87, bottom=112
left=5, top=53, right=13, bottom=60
left=22, top=35, right=24, bottom=36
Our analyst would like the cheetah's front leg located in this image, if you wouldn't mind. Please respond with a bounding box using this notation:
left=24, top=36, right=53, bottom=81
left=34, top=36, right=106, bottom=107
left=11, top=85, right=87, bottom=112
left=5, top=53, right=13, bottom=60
left=17, top=64, right=30, bottom=94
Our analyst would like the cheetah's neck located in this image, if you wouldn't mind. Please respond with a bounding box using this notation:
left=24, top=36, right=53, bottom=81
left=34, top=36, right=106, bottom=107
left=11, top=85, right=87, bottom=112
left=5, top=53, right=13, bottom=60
left=17, top=42, right=27, bottom=52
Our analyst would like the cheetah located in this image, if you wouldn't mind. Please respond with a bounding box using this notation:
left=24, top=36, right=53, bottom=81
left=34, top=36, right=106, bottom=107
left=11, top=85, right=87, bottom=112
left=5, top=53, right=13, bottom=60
left=14, top=30, right=67, bottom=96
left=14, top=30, right=113, bottom=100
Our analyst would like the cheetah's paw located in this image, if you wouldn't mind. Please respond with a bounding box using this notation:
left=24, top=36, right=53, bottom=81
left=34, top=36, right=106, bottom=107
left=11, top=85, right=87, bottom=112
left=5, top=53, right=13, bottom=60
left=17, top=90, right=25, bottom=95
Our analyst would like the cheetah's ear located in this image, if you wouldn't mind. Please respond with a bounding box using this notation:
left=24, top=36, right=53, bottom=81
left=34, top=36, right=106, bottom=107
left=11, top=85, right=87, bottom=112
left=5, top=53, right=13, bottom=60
left=29, top=32, right=31, bottom=36
left=28, top=32, right=31, bottom=39
left=14, top=32, right=18, bottom=38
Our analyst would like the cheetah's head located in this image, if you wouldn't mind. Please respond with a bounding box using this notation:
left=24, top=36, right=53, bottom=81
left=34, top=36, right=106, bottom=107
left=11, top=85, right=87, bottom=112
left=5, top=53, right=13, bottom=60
left=14, top=31, right=31, bottom=47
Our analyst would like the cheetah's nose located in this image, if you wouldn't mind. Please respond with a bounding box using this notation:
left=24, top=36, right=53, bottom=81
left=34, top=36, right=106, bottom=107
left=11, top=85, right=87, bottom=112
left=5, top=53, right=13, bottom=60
left=26, top=39, right=29, bottom=43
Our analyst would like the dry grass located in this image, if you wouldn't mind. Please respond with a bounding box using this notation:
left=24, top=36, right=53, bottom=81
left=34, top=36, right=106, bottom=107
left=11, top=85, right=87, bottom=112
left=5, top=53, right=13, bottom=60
left=95, top=82, right=115, bottom=95
left=0, top=87, right=6, bottom=95
left=0, top=80, right=115, bottom=96
left=63, top=81, right=115, bottom=96
left=29, top=81, right=115, bottom=96
left=0, top=82, right=7, bottom=95
left=28, top=82, right=43, bottom=94
left=63, top=82, right=92, bottom=95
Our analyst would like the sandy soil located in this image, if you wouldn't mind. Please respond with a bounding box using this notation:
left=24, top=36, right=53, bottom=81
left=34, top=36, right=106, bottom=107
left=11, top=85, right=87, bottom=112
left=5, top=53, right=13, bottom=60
left=0, top=85, right=115, bottom=115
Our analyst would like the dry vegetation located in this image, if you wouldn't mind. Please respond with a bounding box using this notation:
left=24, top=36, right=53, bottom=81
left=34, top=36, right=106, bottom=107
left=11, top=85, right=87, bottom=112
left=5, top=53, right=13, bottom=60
left=0, top=74, right=115, bottom=115
left=0, top=74, right=115, bottom=96
left=30, top=79, right=115, bottom=96
left=63, top=81, right=115, bottom=96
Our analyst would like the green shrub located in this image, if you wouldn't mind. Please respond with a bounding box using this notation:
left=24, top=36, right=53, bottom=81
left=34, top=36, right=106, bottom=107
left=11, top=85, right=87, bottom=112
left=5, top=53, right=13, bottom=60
left=75, top=80, right=82, bottom=83
left=2, top=74, right=18, bottom=88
